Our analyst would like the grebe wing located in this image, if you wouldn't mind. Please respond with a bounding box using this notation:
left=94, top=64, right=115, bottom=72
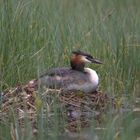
left=39, top=67, right=89, bottom=88
left=39, top=67, right=71, bottom=78
left=40, top=67, right=88, bottom=81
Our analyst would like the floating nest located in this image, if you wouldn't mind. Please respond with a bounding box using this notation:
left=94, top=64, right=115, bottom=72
left=0, top=81, right=116, bottom=134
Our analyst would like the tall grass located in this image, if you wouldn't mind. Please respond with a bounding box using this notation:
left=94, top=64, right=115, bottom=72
left=0, top=0, right=140, bottom=94
left=0, top=0, right=140, bottom=139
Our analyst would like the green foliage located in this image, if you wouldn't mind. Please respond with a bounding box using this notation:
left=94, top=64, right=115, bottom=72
left=0, top=0, right=140, bottom=139
left=0, top=0, right=140, bottom=94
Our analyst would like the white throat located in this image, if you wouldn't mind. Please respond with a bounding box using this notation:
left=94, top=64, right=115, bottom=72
left=84, top=67, right=99, bottom=89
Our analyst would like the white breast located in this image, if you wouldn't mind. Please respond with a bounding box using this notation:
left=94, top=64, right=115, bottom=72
left=84, top=68, right=99, bottom=90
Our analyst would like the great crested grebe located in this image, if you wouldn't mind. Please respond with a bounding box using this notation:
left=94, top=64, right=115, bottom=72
left=38, top=50, right=103, bottom=93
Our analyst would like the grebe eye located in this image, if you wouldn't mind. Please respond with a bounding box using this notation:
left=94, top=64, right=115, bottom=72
left=86, top=55, right=93, bottom=60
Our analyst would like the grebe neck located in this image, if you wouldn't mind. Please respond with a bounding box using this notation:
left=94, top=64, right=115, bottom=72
left=70, top=61, right=85, bottom=72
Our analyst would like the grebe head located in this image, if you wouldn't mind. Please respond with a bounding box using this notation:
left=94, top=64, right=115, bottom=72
left=70, top=50, right=102, bottom=71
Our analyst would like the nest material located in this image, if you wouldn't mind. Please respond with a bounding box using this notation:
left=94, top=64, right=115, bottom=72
left=0, top=82, right=116, bottom=133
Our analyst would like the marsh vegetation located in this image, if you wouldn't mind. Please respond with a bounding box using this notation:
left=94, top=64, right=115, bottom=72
left=0, top=0, right=140, bottom=140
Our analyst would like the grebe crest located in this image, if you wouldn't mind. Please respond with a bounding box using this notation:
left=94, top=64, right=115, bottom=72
left=39, top=50, right=103, bottom=93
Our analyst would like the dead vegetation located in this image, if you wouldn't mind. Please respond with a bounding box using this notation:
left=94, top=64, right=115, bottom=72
left=0, top=82, right=116, bottom=134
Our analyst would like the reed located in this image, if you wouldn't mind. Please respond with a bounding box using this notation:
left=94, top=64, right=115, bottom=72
left=0, top=0, right=140, bottom=139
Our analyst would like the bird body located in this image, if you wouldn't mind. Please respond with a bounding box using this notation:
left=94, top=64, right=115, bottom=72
left=38, top=50, right=102, bottom=93
left=39, top=67, right=99, bottom=93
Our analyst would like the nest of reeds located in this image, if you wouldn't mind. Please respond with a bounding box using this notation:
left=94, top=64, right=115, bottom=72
left=0, top=81, right=116, bottom=133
